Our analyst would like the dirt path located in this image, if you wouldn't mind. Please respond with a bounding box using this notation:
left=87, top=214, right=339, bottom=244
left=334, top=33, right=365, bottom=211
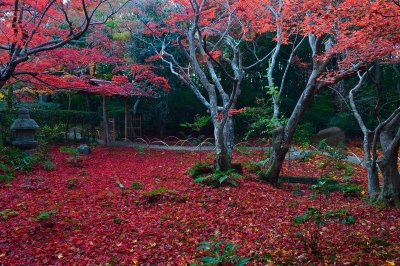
left=101, top=140, right=363, bottom=165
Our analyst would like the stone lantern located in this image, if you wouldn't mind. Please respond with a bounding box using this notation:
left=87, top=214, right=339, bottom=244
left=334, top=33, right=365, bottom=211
left=10, top=108, right=40, bottom=150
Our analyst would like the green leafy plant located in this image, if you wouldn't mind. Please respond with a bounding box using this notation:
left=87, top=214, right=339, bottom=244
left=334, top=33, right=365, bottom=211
left=339, top=182, right=363, bottom=197
left=143, top=187, right=167, bottom=196
left=43, top=160, right=55, bottom=171
left=293, top=180, right=356, bottom=255
left=0, top=208, right=18, bottom=220
left=132, top=144, right=145, bottom=155
left=180, top=115, right=210, bottom=147
left=242, top=160, right=261, bottom=175
left=324, top=208, right=355, bottom=225
left=32, top=140, right=52, bottom=166
left=192, top=236, right=250, bottom=266
left=131, top=181, right=144, bottom=189
left=35, top=210, right=57, bottom=221
left=67, top=177, right=78, bottom=189
left=237, top=96, right=289, bottom=141
left=0, top=163, right=14, bottom=182
left=189, top=162, right=213, bottom=177
left=59, top=146, right=81, bottom=166
left=293, top=180, right=330, bottom=255
left=294, top=209, right=324, bottom=254
left=0, top=143, right=53, bottom=177
left=11, top=154, right=33, bottom=173
left=317, top=139, right=347, bottom=160
left=180, top=115, right=211, bottom=132
left=38, top=123, right=66, bottom=144
left=142, top=187, right=168, bottom=202
left=194, top=169, right=242, bottom=188
left=293, top=122, right=314, bottom=147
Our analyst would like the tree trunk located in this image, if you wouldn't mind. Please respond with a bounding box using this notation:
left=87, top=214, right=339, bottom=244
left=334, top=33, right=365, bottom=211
left=133, top=97, right=141, bottom=115
left=366, top=161, right=380, bottom=199
left=261, top=127, right=288, bottom=184
left=332, top=80, right=346, bottom=112
left=39, top=95, right=48, bottom=104
left=102, top=95, right=110, bottom=145
left=378, top=154, right=400, bottom=201
left=6, top=86, right=13, bottom=110
left=378, top=130, right=400, bottom=201
left=263, top=67, right=321, bottom=183
left=364, top=135, right=380, bottom=198
left=0, top=80, right=5, bottom=90
left=86, top=95, right=96, bottom=112
left=124, top=98, right=129, bottom=142
left=68, top=93, right=72, bottom=110
left=214, top=117, right=234, bottom=171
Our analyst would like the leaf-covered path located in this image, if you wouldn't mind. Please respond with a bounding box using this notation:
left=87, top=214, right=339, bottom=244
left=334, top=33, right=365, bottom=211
left=0, top=146, right=399, bottom=265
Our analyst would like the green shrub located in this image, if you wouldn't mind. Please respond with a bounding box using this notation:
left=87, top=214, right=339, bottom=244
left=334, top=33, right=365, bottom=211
left=142, top=187, right=168, bottom=202
left=11, top=155, right=33, bottom=173
left=131, top=181, right=144, bottom=189
left=43, top=160, right=55, bottom=171
left=324, top=208, right=355, bottom=225
left=189, top=162, right=213, bottom=177
left=59, top=146, right=81, bottom=166
left=0, top=109, right=100, bottom=144
left=0, top=209, right=18, bottom=220
left=180, top=115, right=211, bottom=132
left=0, top=142, right=54, bottom=177
left=29, top=109, right=100, bottom=128
left=35, top=210, right=57, bottom=221
left=143, top=187, right=167, bottom=196
left=0, top=163, right=14, bottom=182
left=0, top=110, right=15, bottom=146
left=317, top=139, right=347, bottom=160
left=293, top=122, right=314, bottom=146
left=38, top=123, right=66, bottom=143
left=236, top=103, right=275, bottom=140
left=67, top=178, right=78, bottom=188
left=339, top=182, right=363, bottom=197
left=192, top=236, right=250, bottom=266
left=1, top=146, right=34, bottom=173
left=328, top=112, right=361, bottom=135
left=242, top=160, right=261, bottom=174
left=194, top=169, right=242, bottom=188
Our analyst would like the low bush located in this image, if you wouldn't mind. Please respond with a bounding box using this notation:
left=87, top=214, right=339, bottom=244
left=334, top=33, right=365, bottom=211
left=194, top=169, right=242, bottom=188
left=192, top=236, right=250, bottom=266
left=0, top=109, right=100, bottom=144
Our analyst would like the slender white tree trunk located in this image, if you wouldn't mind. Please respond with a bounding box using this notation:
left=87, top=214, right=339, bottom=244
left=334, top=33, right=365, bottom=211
left=214, top=116, right=234, bottom=170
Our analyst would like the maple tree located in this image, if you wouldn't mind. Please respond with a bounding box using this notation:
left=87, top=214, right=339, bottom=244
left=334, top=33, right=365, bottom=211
left=0, top=0, right=129, bottom=91
left=1, top=14, right=171, bottom=144
left=261, top=0, right=400, bottom=184
left=349, top=64, right=400, bottom=201
left=136, top=0, right=282, bottom=170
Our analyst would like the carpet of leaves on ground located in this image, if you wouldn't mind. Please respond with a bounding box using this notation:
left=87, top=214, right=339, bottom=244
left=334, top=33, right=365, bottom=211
left=1, top=146, right=399, bottom=265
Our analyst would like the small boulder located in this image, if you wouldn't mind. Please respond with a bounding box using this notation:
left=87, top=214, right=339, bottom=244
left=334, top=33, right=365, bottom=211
left=313, top=127, right=345, bottom=147
left=78, top=144, right=91, bottom=155
left=67, top=127, right=82, bottom=140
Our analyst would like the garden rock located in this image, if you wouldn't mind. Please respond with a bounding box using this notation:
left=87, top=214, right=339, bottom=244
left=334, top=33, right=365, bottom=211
left=78, top=144, right=91, bottom=154
left=313, top=127, right=345, bottom=147
left=67, top=127, right=82, bottom=140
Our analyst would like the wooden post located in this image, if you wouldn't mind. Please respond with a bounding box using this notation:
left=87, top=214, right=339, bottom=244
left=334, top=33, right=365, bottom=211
left=124, top=97, right=129, bottom=142
left=102, top=95, right=110, bottom=145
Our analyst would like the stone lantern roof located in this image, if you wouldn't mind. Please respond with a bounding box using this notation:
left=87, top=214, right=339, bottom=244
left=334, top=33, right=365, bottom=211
left=10, top=108, right=40, bottom=150
left=10, top=108, right=39, bottom=131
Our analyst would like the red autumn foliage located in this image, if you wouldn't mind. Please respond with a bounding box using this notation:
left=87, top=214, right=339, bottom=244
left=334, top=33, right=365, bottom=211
left=0, top=0, right=128, bottom=89
left=0, top=146, right=399, bottom=264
